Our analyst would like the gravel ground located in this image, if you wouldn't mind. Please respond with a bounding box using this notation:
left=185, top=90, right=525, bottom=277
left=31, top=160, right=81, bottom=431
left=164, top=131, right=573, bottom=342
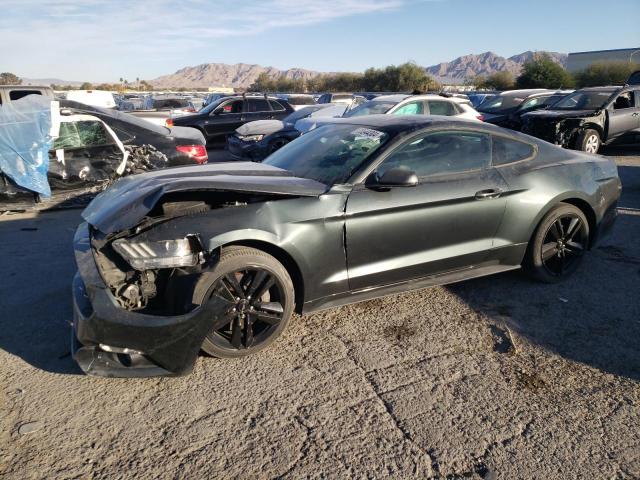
left=1, top=147, right=639, bottom=479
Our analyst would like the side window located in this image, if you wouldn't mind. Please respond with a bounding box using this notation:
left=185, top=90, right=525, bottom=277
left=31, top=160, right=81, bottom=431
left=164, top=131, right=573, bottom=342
left=613, top=92, right=634, bottom=110
left=392, top=101, right=424, bottom=115
left=492, top=136, right=535, bottom=166
left=9, top=90, right=43, bottom=101
left=378, top=130, right=491, bottom=178
left=219, top=99, right=243, bottom=114
left=427, top=100, right=456, bottom=116
left=269, top=100, right=285, bottom=111
left=248, top=99, right=271, bottom=112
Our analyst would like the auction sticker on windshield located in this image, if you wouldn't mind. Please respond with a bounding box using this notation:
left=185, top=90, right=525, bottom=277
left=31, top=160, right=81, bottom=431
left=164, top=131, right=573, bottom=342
left=352, top=127, right=386, bottom=141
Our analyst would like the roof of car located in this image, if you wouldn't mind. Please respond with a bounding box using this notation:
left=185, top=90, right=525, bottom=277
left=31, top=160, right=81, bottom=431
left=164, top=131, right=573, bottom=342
left=368, top=94, right=469, bottom=104
left=498, top=89, right=550, bottom=97
left=320, top=114, right=481, bottom=131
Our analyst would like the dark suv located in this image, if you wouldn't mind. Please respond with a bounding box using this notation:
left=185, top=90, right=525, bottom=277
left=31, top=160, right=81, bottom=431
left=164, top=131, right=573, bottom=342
left=171, top=95, right=294, bottom=147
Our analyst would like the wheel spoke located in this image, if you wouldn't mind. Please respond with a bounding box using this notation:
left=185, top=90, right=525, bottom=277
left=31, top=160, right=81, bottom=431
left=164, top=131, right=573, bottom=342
left=541, top=242, right=558, bottom=261
left=260, top=302, right=284, bottom=314
left=244, top=315, right=254, bottom=347
left=565, top=241, right=584, bottom=254
left=210, top=291, right=235, bottom=309
left=224, top=274, right=245, bottom=299
left=231, top=317, right=242, bottom=348
left=254, top=276, right=276, bottom=302
left=246, top=270, right=268, bottom=299
left=565, top=217, right=581, bottom=241
left=555, top=219, right=565, bottom=238
left=254, top=309, right=282, bottom=325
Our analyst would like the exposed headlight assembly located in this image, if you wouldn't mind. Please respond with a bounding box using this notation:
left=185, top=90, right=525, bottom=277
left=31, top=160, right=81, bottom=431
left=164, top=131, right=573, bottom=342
left=112, top=236, right=203, bottom=270
left=238, top=134, right=264, bottom=142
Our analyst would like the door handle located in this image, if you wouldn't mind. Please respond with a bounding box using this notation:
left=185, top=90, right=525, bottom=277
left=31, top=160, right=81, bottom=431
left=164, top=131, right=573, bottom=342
left=475, top=189, right=502, bottom=200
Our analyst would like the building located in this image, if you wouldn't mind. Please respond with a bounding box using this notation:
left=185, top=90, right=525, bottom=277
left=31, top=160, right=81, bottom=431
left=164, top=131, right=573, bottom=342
left=567, top=48, right=640, bottom=72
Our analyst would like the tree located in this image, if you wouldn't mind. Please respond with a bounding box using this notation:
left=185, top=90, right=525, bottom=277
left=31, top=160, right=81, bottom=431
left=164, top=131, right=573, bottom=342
left=573, top=61, right=640, bottom=87
left=79, top=82, right=94, bottom=90
left=0, top=72, right=22, bottom=85
left=475, top=71, right=515, bottom=90
left=516, top=53, right=574, bottom=89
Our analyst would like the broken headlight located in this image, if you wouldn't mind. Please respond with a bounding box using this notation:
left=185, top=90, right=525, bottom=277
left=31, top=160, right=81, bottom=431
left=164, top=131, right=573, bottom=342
left=238, top=134, right=264, bottom=142
left=112, top=236, right=202, bottom=270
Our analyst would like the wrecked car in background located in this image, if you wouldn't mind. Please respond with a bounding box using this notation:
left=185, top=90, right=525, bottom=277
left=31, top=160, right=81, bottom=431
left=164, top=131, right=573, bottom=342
left=226, top=104, right=347, bottom=161
left=71, top=115, right=620, bottom=377
left=0, top=97, right=207, bottom=211
left=521, top=84, right=640, bottom=153
left=476, top=89, right=572, bottom=130
left=61, top=101, right=208, bottom=166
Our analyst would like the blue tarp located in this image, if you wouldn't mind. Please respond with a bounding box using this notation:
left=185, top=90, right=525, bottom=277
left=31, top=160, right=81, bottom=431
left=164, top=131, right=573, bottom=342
left=0, top=96, right=53, bottom=196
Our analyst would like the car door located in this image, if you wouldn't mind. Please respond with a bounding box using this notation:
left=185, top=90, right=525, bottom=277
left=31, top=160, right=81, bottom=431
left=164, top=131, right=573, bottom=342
left=607, top=91, right=639, bottom=140
left=345, top=129, right=508, bottom=291
left=204, top=98, right=245, bottom=144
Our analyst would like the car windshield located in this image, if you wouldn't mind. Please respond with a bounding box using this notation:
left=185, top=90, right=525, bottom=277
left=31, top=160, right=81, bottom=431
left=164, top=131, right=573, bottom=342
left=551, top=91, right=615, bottom=110
left=477, top=95, right=526, bottom=113
left=343, top=100, right=396, bottom=117
left=263, top=124, right=390, bottom=185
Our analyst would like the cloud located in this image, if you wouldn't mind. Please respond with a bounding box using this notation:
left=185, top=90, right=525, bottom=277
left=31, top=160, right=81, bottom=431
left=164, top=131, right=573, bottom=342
left=1, top=0, right=430, bottom=79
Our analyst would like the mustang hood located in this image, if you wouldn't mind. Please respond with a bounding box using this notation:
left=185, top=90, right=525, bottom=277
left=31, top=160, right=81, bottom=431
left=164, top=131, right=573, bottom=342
left=82, top=162, right=328, bottom=233
left=236, top=120, right=285, bottom=136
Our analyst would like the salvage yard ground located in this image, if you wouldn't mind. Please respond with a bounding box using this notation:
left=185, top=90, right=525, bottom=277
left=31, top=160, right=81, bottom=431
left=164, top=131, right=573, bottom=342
left=1, top=147, right=639, bottom=479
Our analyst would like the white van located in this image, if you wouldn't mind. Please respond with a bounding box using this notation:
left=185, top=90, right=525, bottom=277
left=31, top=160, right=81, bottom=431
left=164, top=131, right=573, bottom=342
left=66, top=90, right=117, bottom=109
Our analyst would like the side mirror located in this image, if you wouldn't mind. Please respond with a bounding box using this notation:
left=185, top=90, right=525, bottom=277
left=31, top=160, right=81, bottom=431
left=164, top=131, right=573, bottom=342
left=366, top=168, right=419, bottom=190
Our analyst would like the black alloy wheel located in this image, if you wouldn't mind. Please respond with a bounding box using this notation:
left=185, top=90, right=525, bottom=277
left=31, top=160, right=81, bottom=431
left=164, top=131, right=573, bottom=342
left=525, top=203, right=590, bottom=283
left=540, top=214, right=588, bottom=277
left=192, top=246, right=295, bottom=358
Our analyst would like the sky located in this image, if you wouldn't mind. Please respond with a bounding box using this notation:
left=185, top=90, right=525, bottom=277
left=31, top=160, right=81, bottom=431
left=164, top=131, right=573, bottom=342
left=3, top=0, right=639, bottom=82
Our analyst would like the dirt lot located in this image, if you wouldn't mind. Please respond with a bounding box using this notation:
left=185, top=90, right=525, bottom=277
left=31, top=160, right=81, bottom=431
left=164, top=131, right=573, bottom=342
left=1, top=147, right=639, bottom=479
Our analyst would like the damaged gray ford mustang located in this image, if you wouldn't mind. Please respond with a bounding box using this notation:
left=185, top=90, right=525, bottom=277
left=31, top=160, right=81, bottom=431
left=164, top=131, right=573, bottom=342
left=71, top=115, right=621, bottom=377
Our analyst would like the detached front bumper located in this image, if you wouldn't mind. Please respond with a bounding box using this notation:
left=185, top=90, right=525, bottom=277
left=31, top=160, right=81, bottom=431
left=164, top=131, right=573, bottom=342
left=71, top=223, right=223, bottom=377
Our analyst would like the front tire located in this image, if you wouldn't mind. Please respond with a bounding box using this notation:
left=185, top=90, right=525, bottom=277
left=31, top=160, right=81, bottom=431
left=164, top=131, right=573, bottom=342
left=192, top=246, right=295, bottom=358
left=576, top=129, right=600, bottom=153
left=524, top=203, right=590, bottom=283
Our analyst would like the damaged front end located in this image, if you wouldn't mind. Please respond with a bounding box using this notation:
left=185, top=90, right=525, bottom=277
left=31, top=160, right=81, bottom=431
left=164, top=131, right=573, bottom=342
left=521, top=109, right=606, bottom=149
left=71, top=162, right=327, bottom=376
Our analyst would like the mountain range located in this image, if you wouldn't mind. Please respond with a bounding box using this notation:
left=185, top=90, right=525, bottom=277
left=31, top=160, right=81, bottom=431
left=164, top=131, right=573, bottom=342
left=20, top=51, right=569, bottom=88
left=149, top=51, right=567, bottom=88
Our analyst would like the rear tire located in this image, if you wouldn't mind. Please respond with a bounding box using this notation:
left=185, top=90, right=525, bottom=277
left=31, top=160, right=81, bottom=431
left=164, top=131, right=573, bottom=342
left=576, top=129, right=600, bottom=153
left=192, top=246, right=295, bottom=358
left=524, top=203, right=590, bottom=283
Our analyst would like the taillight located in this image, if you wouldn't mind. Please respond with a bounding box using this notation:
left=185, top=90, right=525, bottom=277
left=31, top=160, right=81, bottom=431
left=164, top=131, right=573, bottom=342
left=165, top=118, right=174, bottom=127
left=476, top=114, right=484, bottom=121
left=176, top=145, right=208, bottom=164
left=184, top=108, right=196, bottom=112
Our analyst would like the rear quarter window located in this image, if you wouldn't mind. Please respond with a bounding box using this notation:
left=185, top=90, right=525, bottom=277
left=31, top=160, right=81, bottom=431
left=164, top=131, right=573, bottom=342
left=492, top=136, right=535, bottom=165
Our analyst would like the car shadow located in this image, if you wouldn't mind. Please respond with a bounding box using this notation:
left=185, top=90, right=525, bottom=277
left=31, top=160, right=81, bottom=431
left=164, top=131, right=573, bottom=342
left=448, top=157, right=640, bottom=381
left=0, top=209, right=84, bottom=375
